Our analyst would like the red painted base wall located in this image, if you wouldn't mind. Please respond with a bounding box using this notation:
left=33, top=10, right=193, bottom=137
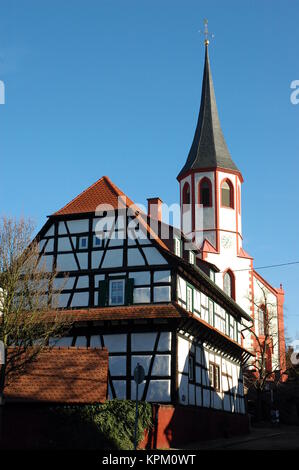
left=140, top=404, right=250, bottom=449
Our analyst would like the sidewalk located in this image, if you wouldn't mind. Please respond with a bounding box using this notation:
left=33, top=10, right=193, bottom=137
left=179, top=424, right=299, bottom=450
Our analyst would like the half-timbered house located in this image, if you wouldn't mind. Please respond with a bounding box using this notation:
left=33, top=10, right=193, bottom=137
left=35, top=173, right=252, bottom=445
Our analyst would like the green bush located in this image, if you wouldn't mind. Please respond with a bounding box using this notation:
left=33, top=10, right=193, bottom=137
left=56, top=400, right=152, bottom=450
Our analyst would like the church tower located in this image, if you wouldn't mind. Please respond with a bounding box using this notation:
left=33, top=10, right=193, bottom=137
left=177, top=27, right=254, bottom=338
left=177, top=25, right=286, bottom=377
left=177, top=39, right=243, bottom=264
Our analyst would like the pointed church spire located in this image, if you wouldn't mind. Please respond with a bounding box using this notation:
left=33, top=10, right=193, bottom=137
left=178, top=28, right=240, bottom=180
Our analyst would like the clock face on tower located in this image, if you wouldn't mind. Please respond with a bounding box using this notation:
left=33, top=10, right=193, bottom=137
left=221, top=234, right=232, bottom=249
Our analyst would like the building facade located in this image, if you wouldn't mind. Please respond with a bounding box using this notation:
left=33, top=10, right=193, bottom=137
left=37, top=176, right=251, bottom=420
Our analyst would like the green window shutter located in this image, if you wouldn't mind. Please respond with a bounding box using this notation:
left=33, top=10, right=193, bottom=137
left=125, top=278, right=134, bottom=305
left=98, top=280, right=108, bottom=307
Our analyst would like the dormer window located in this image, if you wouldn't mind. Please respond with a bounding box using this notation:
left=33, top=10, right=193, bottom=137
left=189, top=251, right=195, bottom=265
left=221, top=179, right=234, bottom=208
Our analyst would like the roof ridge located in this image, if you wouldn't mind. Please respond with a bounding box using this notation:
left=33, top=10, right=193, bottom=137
left=53, top=176, right=107, bottom=216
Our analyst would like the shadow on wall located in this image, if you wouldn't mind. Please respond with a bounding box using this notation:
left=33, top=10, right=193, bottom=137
left=142, top=350, right=249, bottom=449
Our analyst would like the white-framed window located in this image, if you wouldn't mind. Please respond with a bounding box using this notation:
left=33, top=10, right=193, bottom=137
left=186, top=286, right=193, bottom=312
left=78, top=236, right=88, bottom=250
left=209, top=363, right=214, bottom=388
left=208, top=299, right=214, bottom=326
left=189, top=251, right=195, bottom=265
left=174, top=237, right=181, bottom=257
left=225, top=312, right=230, bottom=336
left=230, top=317, right=236, bottom=341
left=258, top=307, right=266, bottom=336
left=109, top=279, right=125, bottom=306
left=209, top=363, right=220, bottom=391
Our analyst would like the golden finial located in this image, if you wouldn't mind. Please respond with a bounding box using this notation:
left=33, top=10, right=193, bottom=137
left=199, top=19, right=214, bottom=46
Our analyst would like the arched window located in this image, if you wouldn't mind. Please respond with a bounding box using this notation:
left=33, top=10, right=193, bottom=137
left=182, top=182, right=190, bottom=205
left=199, top=178, right=212, bottom=207
left=223, top=270, right=235, bottom=299
left=221, top=179, right=234, bottom=208
left=258, top=304, right=267, bottom=336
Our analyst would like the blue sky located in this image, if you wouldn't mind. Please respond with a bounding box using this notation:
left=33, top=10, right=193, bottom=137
left=0, top=0, right=298, bottom=340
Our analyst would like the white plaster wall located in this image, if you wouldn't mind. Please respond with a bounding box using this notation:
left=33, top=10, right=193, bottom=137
left=253, top=276, right=279, bottom=369
left=177, top=276, right=187, bottom=303
left=128, top=249, right=145, bottom=266
left=142, top=247, right=168, bottom=265
left=66, top=220, right=89, bottom=234
left=101, top=249, right=123, bottom=268
left=217, top=171, right=237, bottom=233
left=207, top=247, right=252, bottom=351
left=56, top=254, right=77, bottom=271
left=58, top=237, right=72, bottom=252
left=44, top=239, right=54, bottom=253
left=44, top=225, right=54, bottom=237
left=177, top=334, right=245, bottom=413
left=71, top=292, right=89, bottom=307
left=129, top=271, right=151, bottom=285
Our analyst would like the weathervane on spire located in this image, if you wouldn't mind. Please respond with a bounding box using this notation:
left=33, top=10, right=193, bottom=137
left=199, top=19, right=214, bottom=46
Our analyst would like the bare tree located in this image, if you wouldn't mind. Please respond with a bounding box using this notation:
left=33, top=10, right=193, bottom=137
left=0, top=216, right=72, bottom=402
left=242, top=281, right=285, bottom=420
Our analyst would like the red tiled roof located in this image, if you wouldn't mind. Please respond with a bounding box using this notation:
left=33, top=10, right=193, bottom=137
left=45, top=303, right=183, bottom=322
left=44, top=303, right=252, bottom=357
left=4, top=347, right=108, bottom=404
left=52, top=175, right=170, bottom=251
left=53, top=175, right=137, bottom=215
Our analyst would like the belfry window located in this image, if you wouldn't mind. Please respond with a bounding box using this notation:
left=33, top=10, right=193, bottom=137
left=221, top=179, right=234, bottom=208
left=199, top=178, right=212, bottom=207
left=182, top=182, right=191, bottom=205
left=223, top=270, right=235, bottom=299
